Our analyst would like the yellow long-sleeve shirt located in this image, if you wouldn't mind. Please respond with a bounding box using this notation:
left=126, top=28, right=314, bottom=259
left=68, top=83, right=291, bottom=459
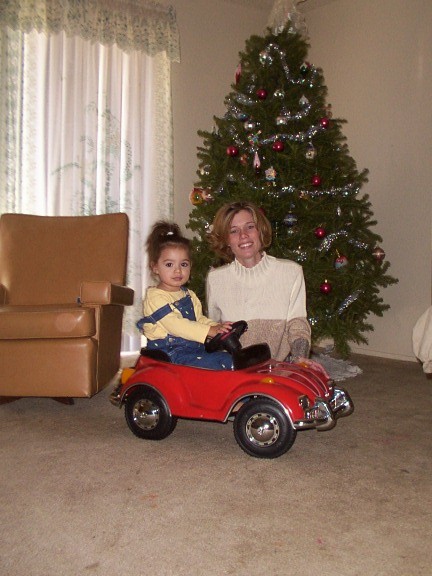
left=142, top=287, right=218, bottom=344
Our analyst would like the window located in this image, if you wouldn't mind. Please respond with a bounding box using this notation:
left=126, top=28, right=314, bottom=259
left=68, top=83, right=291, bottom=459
left=0, top=0, right=180, bottom=351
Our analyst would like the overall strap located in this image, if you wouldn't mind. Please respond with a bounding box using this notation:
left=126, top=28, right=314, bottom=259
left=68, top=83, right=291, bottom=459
left=136, top=288, right=191, bottom=331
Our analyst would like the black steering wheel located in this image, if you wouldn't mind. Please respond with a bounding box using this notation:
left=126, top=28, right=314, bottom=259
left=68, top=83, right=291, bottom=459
left=205, top=320, right=248, bottom=354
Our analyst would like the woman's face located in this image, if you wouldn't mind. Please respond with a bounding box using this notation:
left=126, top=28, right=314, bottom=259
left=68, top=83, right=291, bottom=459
left=227, top=209, right=262, bottom=268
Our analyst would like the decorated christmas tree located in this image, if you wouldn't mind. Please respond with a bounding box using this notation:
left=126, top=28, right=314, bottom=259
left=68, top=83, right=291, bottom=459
left=186, top=10, right=397, bottom=357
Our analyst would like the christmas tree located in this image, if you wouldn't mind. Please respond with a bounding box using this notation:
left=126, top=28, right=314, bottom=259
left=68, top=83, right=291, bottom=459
left=186, top=13, right=397, bottom=357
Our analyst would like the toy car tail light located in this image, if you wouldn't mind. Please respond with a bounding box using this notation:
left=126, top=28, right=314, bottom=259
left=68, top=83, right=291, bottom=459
left=299, top=395, right=310, bottom=409
left=121, top=368, right=135, bottom=384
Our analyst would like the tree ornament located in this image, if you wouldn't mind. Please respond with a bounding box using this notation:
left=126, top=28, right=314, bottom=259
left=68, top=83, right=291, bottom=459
left=248, top=131, right=262, bottom=147
left=283, top=213, right=298, bottom=227
left=240, top=153, right=248, bottom=166
left=273, top=88, right=285, bottom=98
left=237, top=112, right=249, bottom=121
left=256, top=88, right=268, bottom=100
left=334, top=251, right=348, bottom=269
left=265, top=166, right=277, bottom=181
left=372, top=246, right=385, bottom=262
left=259, top=50, right=273, bottom=66
left=235, top=62, right=242, bottom=84
left=300, top=61, right=311, bottom=76
left=199, top=164, right=210, bottom=176
left=320, top=117, right=330, bottom=129
left=311, top=174, right=322, bottom=186
left=320, top=279, right=332, bottom=294
left=226, top=145, right=239, bottom=157
left=276, top=115, right=288, bottom=126
left=201, top=188, right=214, bottom=202
left=272, top=140, right=284, bottom=152
left=253, top=151, right=261, bottom=173
left=244, top=119, right=256, bottom=131
left=314, top=226, right=326, bottom=239
left=305, top=142, right=317, bottom=160
left=299, top=95, right=309, bottom=107
left=189, top=188, right=204, bottom=205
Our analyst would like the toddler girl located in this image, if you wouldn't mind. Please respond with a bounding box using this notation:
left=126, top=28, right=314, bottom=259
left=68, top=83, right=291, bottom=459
left=137, top=221, right=233, bottom=369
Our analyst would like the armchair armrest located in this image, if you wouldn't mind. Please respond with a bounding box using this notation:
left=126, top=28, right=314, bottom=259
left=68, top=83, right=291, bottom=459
left=80, top=281, right=134, bottom=306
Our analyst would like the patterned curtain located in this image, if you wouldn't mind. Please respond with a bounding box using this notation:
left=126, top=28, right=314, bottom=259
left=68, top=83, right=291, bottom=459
left=0, top=0, right=180, bottom=351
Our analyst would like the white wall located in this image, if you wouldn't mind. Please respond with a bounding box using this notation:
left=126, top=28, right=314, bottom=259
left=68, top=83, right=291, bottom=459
left=170, top=0, right=432, bottom=361
left=170, top=0, right=271, bottom=227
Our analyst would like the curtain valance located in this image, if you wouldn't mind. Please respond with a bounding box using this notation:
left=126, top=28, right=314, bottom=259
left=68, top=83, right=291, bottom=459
left=0, top=0, right=180, bottom=61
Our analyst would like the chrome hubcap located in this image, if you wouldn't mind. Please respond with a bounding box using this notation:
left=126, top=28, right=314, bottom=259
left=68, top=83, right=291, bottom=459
left=132, top=399, right=159, bottom=430
left=245, top=412, right=280, bottom=446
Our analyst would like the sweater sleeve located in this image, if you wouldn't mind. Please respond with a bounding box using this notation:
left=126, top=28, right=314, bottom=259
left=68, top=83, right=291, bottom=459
left=286, top=265, right=307, bottom=321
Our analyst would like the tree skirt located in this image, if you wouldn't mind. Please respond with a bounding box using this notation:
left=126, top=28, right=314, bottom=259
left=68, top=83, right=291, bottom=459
left=312, top=353, right=362, bottom=382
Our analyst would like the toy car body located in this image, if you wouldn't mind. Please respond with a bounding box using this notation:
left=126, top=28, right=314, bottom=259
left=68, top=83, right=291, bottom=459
left=110, top=350, right=354, bottom=459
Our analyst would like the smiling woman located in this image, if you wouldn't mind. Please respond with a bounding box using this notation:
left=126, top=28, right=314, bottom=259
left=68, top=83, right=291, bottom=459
left=206, top=201, right=312, bottom=363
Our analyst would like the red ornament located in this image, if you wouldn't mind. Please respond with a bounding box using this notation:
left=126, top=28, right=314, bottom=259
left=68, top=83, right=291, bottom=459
left=320, top=117, right=330, bottom=129
left=272, top=140, right=284, bottom=152
left=314, top=226, right=326, bottom=239
left=226, top=145, right=239, bottom=157
left=256, top=88, right=268, bottom=100
left=235, top=63, right=242, bottom=84
left=311, top=174, right=322, bottom=187
left=320, top=279, right=332, bottom=294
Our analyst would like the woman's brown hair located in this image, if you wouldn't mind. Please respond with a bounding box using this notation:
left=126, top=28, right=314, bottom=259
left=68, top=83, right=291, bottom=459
left=208, top=201, right=272, bottom=262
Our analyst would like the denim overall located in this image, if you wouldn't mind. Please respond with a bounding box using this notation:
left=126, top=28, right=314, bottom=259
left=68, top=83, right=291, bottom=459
left=137, top=288, right=233, bottom=370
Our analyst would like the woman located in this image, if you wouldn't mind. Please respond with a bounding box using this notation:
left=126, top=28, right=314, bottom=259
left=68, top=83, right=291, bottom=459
left=206, top=201, right=311, bottom=362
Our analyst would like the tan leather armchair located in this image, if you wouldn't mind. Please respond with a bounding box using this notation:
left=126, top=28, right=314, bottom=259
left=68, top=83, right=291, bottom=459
left=0, top=213, right=134, bottom=400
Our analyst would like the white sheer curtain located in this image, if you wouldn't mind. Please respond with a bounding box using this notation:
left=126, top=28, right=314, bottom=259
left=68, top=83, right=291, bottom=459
left=0, top=0, right=180, bottom=352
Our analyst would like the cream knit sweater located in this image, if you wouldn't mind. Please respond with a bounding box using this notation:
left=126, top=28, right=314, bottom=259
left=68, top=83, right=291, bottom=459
left=206, top=253, right=310, bottom=360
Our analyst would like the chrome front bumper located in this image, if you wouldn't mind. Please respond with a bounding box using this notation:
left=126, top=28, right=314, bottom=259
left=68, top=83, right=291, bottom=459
left=294, top=386, right=354, bottom=431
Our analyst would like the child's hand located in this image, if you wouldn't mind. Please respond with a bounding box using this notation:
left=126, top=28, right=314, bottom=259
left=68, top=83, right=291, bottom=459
left=207, top=322, right=232, bottom=339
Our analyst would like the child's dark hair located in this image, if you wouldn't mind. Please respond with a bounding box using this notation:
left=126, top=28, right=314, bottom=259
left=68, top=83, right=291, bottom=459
left=146, top=221, right=191, bottom=267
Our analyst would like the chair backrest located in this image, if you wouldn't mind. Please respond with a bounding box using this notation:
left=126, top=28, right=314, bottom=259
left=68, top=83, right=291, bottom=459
left=0, top=213, right=129, bottom=305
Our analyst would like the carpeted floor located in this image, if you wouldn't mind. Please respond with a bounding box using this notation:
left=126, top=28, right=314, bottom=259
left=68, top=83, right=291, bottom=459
left=1, top=354, right=431, bottom=576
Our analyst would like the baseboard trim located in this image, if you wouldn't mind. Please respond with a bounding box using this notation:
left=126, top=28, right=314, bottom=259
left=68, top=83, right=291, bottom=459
left=349, top=346, right=417, bottom=363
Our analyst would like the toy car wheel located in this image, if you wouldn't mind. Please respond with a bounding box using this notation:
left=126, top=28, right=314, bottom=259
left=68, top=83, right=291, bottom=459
left=124, top=387, right=177, bottom=440
left=233, top=399, right=296, bottom=459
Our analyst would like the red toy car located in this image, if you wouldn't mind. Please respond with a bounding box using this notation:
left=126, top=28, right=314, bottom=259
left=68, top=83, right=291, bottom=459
left=110, top=322, right=354, bottom=459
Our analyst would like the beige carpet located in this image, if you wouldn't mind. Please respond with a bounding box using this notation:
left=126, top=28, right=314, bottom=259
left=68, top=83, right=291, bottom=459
left=1, top=355, right=431, bottom=576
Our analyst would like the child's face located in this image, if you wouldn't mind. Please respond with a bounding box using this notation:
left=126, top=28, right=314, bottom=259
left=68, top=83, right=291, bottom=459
left=152, top=246, right=191, bottom=292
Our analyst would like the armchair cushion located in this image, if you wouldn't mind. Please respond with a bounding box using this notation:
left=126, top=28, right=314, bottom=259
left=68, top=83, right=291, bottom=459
left=0, top=304, right=95, bottom=340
